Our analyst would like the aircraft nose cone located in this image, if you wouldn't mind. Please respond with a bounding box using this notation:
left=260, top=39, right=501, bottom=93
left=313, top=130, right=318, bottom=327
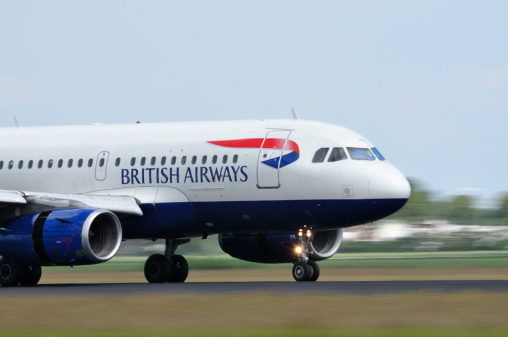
left=369, top=167, right=411, bottom=200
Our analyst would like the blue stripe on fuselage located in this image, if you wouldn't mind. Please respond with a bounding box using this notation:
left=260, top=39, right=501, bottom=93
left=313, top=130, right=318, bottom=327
left=120, top=198, right=408, bottom=239
left=261, top=151, right=299, bottom=169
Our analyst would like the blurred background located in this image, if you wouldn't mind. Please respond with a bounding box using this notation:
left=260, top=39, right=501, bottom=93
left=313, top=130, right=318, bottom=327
left=120, top=179, right=508, bottom=257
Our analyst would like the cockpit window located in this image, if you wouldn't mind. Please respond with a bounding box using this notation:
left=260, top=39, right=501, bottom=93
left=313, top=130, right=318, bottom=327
left=371, top=147, right=385, bottom=161
left=347, top=147, right=375, bottom=160
left=312, top=148, right=329, bottom=163
left=328, top=147, right=347, bottom=162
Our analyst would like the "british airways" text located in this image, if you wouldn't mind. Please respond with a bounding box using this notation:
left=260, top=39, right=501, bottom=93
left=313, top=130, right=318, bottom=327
left=121, top=166, right=248, bottom=185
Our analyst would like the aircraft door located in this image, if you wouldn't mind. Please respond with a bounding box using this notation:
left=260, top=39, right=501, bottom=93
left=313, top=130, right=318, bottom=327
left=257, top=130, right=291, bottom=189
left=95, top=151, right=110, bottom=181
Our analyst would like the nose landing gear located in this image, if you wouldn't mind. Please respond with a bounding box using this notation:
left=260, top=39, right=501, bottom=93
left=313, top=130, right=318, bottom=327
left=144, top=238, right=190, bottom=283
left=292, top=228, right=320, bottom=282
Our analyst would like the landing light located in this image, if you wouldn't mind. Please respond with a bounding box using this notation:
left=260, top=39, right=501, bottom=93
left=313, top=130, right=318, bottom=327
left=295, top=246, right=302, bottom=254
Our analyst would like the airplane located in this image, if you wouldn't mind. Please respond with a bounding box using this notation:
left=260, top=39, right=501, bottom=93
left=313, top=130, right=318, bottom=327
left=0, top=118, right=410, bottom=286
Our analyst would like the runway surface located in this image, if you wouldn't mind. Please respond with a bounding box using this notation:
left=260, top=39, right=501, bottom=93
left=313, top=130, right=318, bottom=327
left=1, top=280, right=508, bottom=296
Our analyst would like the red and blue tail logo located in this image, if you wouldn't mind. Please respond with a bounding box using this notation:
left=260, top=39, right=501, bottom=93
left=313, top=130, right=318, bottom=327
left=208, top=138, right=300, bottom=168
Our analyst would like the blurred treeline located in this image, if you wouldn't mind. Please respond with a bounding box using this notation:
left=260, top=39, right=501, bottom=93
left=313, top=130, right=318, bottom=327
left=389, top=179, right=508, bottom=226
left=336, top=179, right=508, bottom=253
left=120, top=179, right=508, bottom=255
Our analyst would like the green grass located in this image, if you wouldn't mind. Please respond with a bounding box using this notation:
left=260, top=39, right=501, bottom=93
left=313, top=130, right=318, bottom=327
left=3, top=328, right=508, bottom=337
left=3, top=293, right=508, bottom=334
left=42, top=251, right=508, bottom=273
left=321, top=256, right=508, bottom=269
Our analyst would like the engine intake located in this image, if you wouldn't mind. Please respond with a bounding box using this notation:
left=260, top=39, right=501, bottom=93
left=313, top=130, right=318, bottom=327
left=219, top=229, right=342, bottom=263
left=0, top=208, right=122, bottom=266
left=308, top=229, right=343, bottom=261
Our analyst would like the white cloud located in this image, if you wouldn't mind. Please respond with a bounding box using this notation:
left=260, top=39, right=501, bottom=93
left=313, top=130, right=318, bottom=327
left=466, top=66, right=508, bottom=91
left=454, top=187, right=485, bottom=193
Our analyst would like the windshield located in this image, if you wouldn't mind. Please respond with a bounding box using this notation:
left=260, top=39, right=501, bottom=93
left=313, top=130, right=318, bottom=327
left=371, top=147, right=385, bottom=161
left=347, top=147, right=375, bottom=160
left=328, top=147, right=347, bottom=162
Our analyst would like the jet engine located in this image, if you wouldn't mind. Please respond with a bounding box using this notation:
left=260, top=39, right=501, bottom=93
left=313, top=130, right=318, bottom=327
left=0, top=208, right=122, bottom=266
left=218, top=228, right=342, bottom=263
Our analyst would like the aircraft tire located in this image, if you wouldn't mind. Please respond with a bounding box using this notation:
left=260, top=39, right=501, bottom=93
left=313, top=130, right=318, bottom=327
left=19, top=265, right=42, bottom=286
left=307, top=261, right=320, bottom=282
left=292, top=261, right=311, bottom=282
left=0, top=258, right=23, bottom=287
left=166, top=255, right=188, bottom=283
left=144, top=254, right=170, bottom=283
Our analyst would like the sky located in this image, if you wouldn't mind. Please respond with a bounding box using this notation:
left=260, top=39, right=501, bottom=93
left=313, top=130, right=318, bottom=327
left=1, top=1, right=507, bottom=207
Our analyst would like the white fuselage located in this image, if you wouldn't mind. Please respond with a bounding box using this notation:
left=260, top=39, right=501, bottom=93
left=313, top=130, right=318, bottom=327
left=0, top=119, right=410, bottom=238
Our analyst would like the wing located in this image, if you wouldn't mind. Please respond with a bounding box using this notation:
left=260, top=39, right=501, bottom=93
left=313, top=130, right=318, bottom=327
left=0, top=190, right=27, bottom=204
left=0, top=190, right=143, bottom=216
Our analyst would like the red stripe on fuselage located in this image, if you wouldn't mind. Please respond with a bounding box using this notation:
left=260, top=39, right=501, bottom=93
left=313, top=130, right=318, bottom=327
left=208, top=138, right=264, bottom=149
left=207, top=138, right=299, bottom=154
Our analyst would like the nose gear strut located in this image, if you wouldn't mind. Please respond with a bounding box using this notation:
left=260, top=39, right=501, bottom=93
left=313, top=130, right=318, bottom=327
left=292, top=227, right=320, bottom=282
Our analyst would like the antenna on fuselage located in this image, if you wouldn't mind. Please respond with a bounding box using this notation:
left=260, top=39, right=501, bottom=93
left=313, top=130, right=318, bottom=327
left=291, top=108, right=299, bottom=120
left=13, top=117, right=21, bottom=128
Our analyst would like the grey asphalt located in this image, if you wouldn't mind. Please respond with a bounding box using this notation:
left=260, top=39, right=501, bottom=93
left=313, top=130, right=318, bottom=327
left=1, top=280, right=507, bottom=296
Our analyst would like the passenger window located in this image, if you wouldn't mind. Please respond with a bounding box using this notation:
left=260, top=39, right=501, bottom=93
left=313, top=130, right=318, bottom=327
left=233, top=154, right=238, bottom=164
left=140, top=157, right=146, bottom=166
left=222, top=155, right=228, bottom=164
left=161, top=156, right=167, bottom=165
left=18, top=161, right=23, bottom=169
left=68, top=159, right=73, bottom=168
left=28, top=160, right=33, bottom=169
left=0, top=161, right=3, bottom=169
left=328, top=148, right=347, bottom=162
left=150, top=156, right=156, bottom=166
left=48, top=160, right=53, bottom=168
left=171, top=156, right=177, bottom=165
left=57, top=159, right=63, bottom=168
left=78, top=159, right=83, bottom=167
left=181, top=156, right=187, bottom=165
left=115, top=158, right=121, bottom=167
left=99, top=158, right=105, bottom=167
left=202, top=155, right=207, bottom=164
left=88, top=158, right=93, bottom=167
left=8, top=160, right=13, bottom=169
left=38, top=160, right=43, bottom=169
left=312, top=148, right=329, bottom=163
left=212, top=155, right=217, bottom=164
left=191, top=156, right=197, bottom=165
left=347, top=148, right=376, bottom=160
left=371, top=148, right=385, bottom=161
left=130, top=157, right=136, bottom=166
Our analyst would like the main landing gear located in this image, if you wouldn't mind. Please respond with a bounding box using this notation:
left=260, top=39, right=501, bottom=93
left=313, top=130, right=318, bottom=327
left=0, top=258, right=42, bottom=287
left=292, top=228, right=320, bottom=282
left=144, top=238, right=190, bottom=283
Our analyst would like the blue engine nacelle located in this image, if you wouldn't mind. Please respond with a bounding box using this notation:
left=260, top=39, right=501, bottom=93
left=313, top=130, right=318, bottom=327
left=0, top=208, right=122, bottom=266
left=218, top=229, right=342, bottom=263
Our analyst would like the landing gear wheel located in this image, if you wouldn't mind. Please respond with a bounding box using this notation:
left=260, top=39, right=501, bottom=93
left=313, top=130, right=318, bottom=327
left=145, top=238, right=191, bottom=284
left=144, top=254, right=169, bottom=283
left=166, top=255, right=188, bottom=283
left=292, top=261, right=311, bottom=282
left=0, top=258, right=23, bottom=287
left=19, top=265, right=42, bottom=286
left=307, top=261, right=320, bottom=282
